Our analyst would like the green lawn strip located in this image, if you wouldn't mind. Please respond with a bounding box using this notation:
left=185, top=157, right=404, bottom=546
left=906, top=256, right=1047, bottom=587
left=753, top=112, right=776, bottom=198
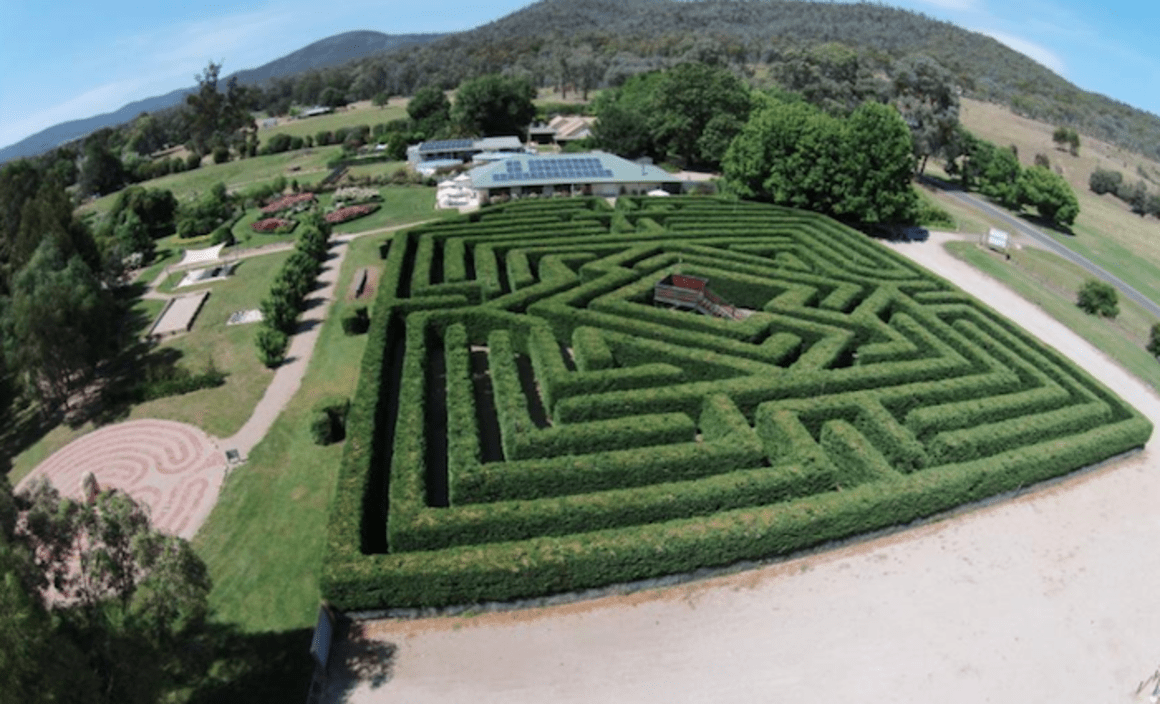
left=255, top=104, right=407, bottom=148
left=946, top=241, right=1160, bottom=391
left=193, top=234, right=383, bottom=631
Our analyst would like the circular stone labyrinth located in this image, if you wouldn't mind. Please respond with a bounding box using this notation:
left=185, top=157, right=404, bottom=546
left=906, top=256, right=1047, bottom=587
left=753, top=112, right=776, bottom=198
left=17, top=420, right=228, bottom=540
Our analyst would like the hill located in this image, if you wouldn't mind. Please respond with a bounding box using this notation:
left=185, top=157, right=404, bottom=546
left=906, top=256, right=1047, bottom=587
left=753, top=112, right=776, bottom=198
left=0, top=30, right=441, bottom=163
left=350, top=0, right=1160, bottom=159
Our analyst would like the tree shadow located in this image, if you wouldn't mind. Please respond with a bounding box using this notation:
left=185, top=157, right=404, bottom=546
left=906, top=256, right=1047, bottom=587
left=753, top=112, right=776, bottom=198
left=323, top=619, right=399, bottom=702
left=185, top=626, right=316, bottom=704
left=1017, top=211, right=1075, bottom=237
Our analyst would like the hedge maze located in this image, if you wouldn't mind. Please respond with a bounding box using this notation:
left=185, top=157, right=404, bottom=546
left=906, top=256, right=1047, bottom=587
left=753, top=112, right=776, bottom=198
left=323, top=196, right=1152, bottom=610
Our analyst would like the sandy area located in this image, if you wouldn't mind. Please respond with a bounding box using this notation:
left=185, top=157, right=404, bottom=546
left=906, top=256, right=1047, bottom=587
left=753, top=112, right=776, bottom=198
left=324, top=232, right=1160, bottom=704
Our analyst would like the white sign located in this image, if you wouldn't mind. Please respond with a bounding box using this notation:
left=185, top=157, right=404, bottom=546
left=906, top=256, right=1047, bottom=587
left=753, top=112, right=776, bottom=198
left=987, top=227, right=1010, bottom=250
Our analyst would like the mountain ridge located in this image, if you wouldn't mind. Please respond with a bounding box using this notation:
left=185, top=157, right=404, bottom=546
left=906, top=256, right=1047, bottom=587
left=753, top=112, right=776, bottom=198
left=0, top=30, right=442, bottom=163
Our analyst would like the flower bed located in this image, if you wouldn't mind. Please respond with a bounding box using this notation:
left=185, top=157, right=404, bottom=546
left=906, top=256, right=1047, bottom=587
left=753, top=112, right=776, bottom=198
left=324, top=203, right=380, bottom=224
left=251, top=217, right=297, bottom=234
left=333, top=186, right=381, bottom=204
left=260, top=193, right=316, bottom=214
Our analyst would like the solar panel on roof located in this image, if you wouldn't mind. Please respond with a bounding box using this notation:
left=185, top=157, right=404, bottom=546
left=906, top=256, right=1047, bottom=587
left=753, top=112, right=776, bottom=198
left=421, top=138, right=473, bottom=152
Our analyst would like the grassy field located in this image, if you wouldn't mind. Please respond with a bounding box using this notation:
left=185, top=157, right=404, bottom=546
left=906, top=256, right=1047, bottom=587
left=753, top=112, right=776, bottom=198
left=193, top=233, right=385, bottom=631
left=255, top=98, right=408, bottom=149
left=946, top=240, right=1160, bottom=392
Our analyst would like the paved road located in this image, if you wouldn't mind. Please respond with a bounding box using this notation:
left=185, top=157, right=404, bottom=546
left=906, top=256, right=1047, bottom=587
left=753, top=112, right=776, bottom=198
left=924, top=176, right=1160, bottom=320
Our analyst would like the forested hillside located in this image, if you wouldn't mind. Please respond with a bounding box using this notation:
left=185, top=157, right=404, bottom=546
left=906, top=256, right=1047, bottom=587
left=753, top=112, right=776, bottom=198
left=306, top=0, right=1158, bottom=159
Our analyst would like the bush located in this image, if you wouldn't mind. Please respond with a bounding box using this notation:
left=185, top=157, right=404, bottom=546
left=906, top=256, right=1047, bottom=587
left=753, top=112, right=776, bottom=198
left=341, top=307, right=370, bottom=335
left=185, top=153, right=201, bottom=170
left=210, top=226, right=234, bottom=246
left=255, top=326, right=288, bottom=367
left=1148, top=324, right=1160, bottom=358
left=212, top=145, right=230, bottom=164
left=1076, top=279, right=1119, bottom=318
left=310, top=397, right=350, bottom=445
left=1089, top=168, right=1123, bottom=195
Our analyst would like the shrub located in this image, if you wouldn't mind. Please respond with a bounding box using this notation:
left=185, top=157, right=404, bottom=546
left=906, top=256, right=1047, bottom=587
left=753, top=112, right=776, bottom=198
left=210, top=226, right=234, bottom=246
left=1076, top=280, right=1119, bottom=318
left=310, top=397, right=350, bottom=445
left=1089, top=168, right=1123, bottom=195
left=185, top=153, right=201, bottom=170
left=342, top=307, right=370, bottom=335
left=1148, top=324, right=1160, bottom=358
left=255, top=326, right=288, bottom=367
left=212, top=144, right=230, bottom=164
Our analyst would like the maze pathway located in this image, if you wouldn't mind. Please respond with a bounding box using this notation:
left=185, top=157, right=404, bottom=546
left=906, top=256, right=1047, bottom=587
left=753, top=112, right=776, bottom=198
left=323, top=196, right=1152, bottom=610
left=18, top=419, right=228, bottom=540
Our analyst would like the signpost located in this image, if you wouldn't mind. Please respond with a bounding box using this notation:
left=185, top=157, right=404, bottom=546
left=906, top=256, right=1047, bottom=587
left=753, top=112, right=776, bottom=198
left=985, top=227, right=1010, bottom=253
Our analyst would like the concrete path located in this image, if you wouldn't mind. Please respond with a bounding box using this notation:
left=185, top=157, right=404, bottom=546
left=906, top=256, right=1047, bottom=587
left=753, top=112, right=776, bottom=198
left=220, top=233, right=352, bottom=459
left=324, top=232, right=1160, bottom=704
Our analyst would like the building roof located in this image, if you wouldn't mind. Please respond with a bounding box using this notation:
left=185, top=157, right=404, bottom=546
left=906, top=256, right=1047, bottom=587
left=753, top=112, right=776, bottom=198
left=474, top=136, right=524, bottom=151
left=548, top=115, right=596, bottom=141
left=416, top=138, right=474, bottom=154
left=469, top=152, right=681, bottom=189
left=415, top=136, right=523, bottom=155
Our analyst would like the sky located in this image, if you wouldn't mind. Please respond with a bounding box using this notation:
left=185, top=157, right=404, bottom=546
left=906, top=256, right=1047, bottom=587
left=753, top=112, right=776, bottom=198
left=1, top=0, right=1158, bottom=151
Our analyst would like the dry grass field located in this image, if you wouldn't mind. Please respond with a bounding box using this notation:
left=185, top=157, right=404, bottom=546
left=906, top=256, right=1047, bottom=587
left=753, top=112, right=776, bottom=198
left=957, top=98, right=1160, bottom=297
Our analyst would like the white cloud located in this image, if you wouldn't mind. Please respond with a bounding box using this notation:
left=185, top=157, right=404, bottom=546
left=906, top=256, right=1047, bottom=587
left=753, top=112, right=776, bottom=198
left=977, top=28, right=1067, bottom=76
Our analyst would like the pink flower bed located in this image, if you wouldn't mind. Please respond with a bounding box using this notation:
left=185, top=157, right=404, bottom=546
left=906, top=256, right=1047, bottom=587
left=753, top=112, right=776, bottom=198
left=251, top=217, right=296, bottom=233
left=324, top=203, right=380, bottom=224
left=260, top=193, right=316, bottom=214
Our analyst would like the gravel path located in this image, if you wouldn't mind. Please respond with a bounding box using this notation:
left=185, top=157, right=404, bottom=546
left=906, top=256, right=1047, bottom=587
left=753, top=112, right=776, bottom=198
left=324, top=232, right=1160, bottom=704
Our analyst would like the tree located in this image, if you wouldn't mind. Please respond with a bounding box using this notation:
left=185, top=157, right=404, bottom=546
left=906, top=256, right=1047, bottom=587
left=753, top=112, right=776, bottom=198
left=372, top=91, right=391, bottom=108
left=1076, top=280, right=1118, bottom=318
left=592, top=71, right=663, bottom=159
left=407, top=86, right=451, bottom=138
left=777, top=42, right=887, bottom=116
left=1018, top=165, right=1079, bottom=227
left=175, top=182, right=233, bottom=239
left=651, top=63, right=752, bottom=167
left=451, top=74, right=537, bottom=138
left=1, top=241, right=116, bottom=411
left=77, top=141, right=126, bottom=197
left=723, top=96, right=916, bottom=223
left=9, top=478, right=212, bottom=704
left=891, top=54, right=960, bottom=174
left=184, top=62, right=256, bottom=157
left=722, top=96, right=843, bottom=213
left=831, top=101, right=918, bottom=223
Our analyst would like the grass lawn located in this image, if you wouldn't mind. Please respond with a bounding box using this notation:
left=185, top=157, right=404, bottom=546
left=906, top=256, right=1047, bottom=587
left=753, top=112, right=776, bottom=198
left=946, top=240, right=1160, bottom=392
left=256, top=99, right=408, bottom=149
left=78, top=149, right=341, bottom=220
left=193, top=233, right=387, bottom=631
